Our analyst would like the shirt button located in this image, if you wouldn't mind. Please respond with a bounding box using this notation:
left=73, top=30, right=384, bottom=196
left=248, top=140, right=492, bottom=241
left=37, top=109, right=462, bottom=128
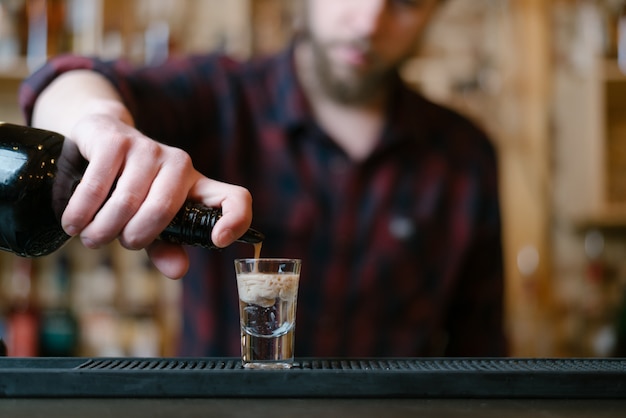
left=329, top=156, right=349, bottom=175
left=389, top=216, right=416, bottom=241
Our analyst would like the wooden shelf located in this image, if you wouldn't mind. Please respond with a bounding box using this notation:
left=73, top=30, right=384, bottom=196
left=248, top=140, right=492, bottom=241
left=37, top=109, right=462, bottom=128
left=574, top=208, right=626, bottom=231
left=0, top=58, right=29, bottom=81
left=602, top=59, right=626, bottom=82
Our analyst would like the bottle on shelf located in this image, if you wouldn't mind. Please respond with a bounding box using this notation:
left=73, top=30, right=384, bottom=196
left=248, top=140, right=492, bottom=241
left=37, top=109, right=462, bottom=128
left=5, top=257, right=39, bottom=357
left=618, top=1, right=626, bottom=73
left=0, top=122, right=264, bottom=257
left=38, top=253, right=79, bottom=357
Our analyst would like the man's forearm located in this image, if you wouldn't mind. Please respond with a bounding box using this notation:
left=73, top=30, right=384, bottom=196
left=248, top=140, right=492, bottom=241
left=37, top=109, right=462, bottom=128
left=32, top=69, right=134, bottom=136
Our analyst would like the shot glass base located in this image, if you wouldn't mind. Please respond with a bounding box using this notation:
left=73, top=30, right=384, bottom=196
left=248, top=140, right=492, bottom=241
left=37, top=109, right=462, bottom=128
left=243, top=361, right=293, bottom=370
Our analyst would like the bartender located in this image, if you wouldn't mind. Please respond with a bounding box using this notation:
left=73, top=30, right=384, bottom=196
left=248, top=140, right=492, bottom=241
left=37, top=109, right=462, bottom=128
left=19, top=0, right=507, bottom=358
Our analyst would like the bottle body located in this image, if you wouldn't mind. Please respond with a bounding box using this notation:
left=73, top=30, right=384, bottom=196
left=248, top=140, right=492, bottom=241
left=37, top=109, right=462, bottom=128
left=0, top=123, right=80, bottom=256
left=0, top=122, right=263, bottom=257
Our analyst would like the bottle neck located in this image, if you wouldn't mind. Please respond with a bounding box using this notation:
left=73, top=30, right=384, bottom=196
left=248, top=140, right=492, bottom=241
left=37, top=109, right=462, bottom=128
left=159, top=203, right=264, bottom=249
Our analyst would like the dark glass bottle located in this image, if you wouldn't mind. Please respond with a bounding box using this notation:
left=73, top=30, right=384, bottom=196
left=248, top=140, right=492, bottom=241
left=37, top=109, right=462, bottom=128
left=0, top=338, right=6, bottom=356
left=0, top=122, right=264, bottom=257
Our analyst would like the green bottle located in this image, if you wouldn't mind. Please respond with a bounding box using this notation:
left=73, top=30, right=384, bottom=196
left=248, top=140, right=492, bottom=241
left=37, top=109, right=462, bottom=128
left=0, top=122, right=264, bottom=257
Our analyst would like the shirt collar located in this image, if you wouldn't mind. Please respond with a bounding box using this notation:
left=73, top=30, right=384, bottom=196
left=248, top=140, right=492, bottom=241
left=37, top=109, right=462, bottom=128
left=269, top=42, right=312, bottom=132
left=385, top=74, right=424, bottom=131
left=270, top=43, right=433, bottom=148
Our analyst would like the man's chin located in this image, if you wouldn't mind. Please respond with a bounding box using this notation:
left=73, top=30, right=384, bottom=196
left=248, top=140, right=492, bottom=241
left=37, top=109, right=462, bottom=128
left=322, top=66, right=392, bottom=103
left=322, top=80, right=377, bottom=104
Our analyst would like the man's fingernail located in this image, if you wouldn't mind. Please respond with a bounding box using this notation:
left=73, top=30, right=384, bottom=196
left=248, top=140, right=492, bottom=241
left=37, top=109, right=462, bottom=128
left=217, top=229, right=235, bottom=247
left=81, top=236, right=98, bottom=249
left=64, top=225, right=79, bottom=236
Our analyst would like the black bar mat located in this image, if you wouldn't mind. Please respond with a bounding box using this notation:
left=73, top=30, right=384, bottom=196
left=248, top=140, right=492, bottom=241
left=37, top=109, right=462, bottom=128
left=0, top=357, right=625, bottom=398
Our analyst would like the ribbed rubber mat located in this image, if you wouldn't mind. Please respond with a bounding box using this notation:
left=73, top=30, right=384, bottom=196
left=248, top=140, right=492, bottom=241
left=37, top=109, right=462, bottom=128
left=0, top=357, right=624, bottom=398
left=74, top=357, right=626, bottom=372
left=76, top=358, right=241, bottom=370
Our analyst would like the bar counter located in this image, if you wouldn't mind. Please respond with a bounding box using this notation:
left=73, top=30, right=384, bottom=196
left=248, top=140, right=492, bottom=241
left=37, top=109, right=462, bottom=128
left=1, top=357, right=625, bottom=417
left=2, top=398, right=625, bottom=418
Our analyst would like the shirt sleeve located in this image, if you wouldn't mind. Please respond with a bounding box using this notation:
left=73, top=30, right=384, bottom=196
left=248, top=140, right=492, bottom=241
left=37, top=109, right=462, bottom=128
left=19, top=54, right=138, bottom=126
left=18, top=53, right=238, bottom=157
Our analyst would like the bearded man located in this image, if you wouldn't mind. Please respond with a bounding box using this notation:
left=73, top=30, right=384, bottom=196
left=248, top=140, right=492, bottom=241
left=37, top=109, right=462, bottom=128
left=20, top=0, right=506, bottom=357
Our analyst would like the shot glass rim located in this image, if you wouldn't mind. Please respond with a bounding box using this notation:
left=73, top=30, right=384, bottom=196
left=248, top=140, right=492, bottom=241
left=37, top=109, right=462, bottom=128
left=234, top=258, right=301, bottom=263
left=234, top=258, right=302, bottom=275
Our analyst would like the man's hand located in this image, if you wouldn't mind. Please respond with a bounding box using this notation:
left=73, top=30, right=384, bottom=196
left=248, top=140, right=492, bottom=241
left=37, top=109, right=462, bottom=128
left=62, top=114, right=252, bottom=279
left=31, top=70, right=252, bottom=279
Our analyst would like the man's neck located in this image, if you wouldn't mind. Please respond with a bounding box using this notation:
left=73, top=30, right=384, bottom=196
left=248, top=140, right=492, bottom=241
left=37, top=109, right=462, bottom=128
left=295, top=42, right=389, bottom=162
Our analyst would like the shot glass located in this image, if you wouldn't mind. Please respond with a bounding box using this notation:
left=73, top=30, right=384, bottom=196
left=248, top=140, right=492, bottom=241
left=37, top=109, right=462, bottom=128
left=234, top=258, right=301, bottom=369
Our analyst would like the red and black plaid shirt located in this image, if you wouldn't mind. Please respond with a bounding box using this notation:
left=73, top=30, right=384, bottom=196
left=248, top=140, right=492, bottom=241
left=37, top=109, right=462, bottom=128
left=20, top=45, right=507, bottom=358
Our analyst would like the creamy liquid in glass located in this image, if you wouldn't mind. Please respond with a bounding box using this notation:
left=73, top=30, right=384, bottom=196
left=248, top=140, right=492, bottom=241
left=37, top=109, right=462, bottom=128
left=237, top=243, right=299, bottom=368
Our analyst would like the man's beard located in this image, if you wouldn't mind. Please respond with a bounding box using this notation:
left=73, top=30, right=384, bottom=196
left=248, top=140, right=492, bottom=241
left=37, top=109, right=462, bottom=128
left=307, top=37, right=397, bottom=105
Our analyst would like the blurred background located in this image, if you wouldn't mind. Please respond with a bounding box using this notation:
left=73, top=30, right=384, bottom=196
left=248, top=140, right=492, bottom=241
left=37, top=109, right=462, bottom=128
left=1, top=0, right=626, bottom=359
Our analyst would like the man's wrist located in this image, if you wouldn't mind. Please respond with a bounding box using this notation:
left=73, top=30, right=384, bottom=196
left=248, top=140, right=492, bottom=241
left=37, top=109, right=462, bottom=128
left=82, top=98, right=135, bottom=127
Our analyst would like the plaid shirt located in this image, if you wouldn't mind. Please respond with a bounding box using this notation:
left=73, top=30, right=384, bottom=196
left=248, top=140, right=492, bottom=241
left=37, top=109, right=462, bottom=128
left=20, top=45, right=507, bottom=357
